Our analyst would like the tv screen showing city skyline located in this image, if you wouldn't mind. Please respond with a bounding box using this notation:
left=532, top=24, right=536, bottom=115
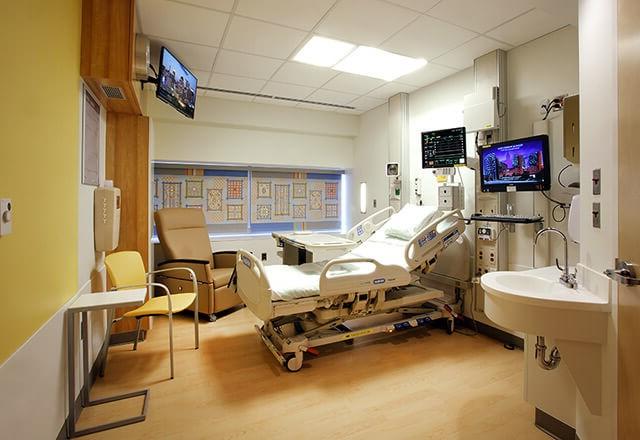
left=481, top=137, right=547, bottom=188
left=157, top=47, right=197, bottom=119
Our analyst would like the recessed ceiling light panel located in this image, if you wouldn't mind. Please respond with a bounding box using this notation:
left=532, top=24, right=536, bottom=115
left=333, top=46, right=427, bottom=81
left=293, top=36, right=355, bottom=67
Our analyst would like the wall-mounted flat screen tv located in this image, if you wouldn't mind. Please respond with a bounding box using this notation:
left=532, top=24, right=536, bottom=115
left=156, top=47, right=197, bottom=119
left=480, top=134, right=551, bottom=192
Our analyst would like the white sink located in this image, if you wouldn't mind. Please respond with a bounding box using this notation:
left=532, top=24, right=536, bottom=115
left=481, top=266, right=609, bottom=344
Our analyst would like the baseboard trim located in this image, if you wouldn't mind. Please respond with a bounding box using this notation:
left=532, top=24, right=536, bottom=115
left=535, top=408, right=580, bottom=440
left=466, top=320, right=525, bottom=349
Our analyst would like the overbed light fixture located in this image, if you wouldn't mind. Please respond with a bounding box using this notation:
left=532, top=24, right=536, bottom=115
left=334, top=46, right=427, bottom=82
left=293, top=36, right=355, bottom=67
left=293, top=36, right=427, bottom=82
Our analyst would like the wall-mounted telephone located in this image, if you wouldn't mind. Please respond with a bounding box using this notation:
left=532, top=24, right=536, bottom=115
left=94, top=185, right=121, bottom=252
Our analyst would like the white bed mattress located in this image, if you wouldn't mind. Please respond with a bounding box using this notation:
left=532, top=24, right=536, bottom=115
left=265, top=207, right=441, bottom=301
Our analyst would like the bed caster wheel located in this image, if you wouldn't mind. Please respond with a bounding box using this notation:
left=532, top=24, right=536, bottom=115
left=446, top=319, right=454, bottom=335
left=284, top=353, right=303, bottom=372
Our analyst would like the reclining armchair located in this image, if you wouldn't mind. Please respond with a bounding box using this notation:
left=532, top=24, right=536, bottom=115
left=154, top=208, right=242, bottom=321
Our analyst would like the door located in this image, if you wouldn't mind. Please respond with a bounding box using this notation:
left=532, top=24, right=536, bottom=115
left=617, top=0, right=640, bottom=437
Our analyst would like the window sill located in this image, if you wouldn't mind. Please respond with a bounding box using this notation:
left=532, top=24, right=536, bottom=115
left=151, top=229, right=344, bottom=244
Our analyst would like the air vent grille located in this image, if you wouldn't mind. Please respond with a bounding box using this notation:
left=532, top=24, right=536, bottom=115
left=101, top=85, right=126, bottom=100
left=198, top=86, right=356, bottom=110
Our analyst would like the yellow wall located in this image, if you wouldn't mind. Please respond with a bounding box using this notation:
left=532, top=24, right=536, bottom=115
left=0, top=0, right=81, bottom=362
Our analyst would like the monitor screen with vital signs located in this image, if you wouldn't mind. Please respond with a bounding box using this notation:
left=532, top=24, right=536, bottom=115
left=480, top=134, right=551, bottom=193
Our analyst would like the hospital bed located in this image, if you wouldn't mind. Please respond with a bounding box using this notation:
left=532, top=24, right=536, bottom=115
left=235, top=205, right=466, bottom=372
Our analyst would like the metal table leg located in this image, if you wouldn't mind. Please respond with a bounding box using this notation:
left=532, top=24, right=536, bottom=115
left=66, top=310, right=150, bottom=438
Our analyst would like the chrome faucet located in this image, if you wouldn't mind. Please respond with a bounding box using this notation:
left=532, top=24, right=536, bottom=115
left=534, top=227, right=578, bottom=289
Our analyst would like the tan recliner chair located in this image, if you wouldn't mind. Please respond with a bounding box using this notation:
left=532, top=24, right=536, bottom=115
left=154, top=208, right=242, bottom=322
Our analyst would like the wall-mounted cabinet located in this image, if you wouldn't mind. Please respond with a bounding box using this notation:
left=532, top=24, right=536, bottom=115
left=81, top=0, right=141, bottom=114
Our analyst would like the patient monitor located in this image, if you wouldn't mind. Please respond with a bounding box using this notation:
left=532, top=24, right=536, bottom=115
left=94, top=184, right=121, bottom=252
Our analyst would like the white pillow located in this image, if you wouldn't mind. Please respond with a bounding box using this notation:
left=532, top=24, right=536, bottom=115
left=384, top=204, right=438, bottom=241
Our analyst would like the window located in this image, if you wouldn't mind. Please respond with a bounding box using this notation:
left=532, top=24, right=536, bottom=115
left=153, top=164, right=344, bottom=236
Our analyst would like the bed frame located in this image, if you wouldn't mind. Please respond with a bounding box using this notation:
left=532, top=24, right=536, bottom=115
left=236, top=209, right=466, bottom=372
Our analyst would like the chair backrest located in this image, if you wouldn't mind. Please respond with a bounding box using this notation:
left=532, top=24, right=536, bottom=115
left=105, top=251, right=147, bottom=289
left=154, top=208, right=214, bottom=267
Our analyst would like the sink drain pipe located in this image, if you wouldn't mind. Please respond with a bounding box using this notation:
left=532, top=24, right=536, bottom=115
left=535, top=336, right=561, bottom=370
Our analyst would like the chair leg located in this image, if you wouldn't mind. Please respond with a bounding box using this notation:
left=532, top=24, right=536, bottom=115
left=168, top=313, right=175, bottom=379
left=194, top=304, right=199, bottom=350
left=133, top=319, right=142, bottom=351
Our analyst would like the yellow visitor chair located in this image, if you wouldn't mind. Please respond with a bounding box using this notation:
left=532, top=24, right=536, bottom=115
left=104, top=251, right=199, bottom=379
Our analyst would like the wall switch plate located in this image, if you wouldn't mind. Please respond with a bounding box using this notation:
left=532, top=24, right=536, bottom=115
left=592, top=168, right=601, bottom=195
left=592, top=202, right=601, bottom=228
left=0, top=199, right=12, bottom=236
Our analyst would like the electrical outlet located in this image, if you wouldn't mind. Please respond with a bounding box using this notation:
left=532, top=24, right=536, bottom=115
left=0, top=199, right=12, bottom=236
left=261, top=253, right=267, bottom=261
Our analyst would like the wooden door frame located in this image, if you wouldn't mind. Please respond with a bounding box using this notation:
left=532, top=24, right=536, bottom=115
left=617, top=0, right=640, bottom=438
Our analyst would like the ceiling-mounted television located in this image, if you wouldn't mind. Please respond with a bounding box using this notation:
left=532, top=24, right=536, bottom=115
left=480, top=134, right=551, bottom=192
left=156, top=46, right=197, bottom=119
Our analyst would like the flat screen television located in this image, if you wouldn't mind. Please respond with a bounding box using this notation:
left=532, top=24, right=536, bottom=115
left=480, top=134, right=551, bottom=192
left=156, top=47, right=197, bottom=119
left=421, top=127, right=467, bottom=168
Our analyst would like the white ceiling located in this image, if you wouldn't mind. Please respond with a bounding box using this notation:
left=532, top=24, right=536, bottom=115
left=138, top=0, right=577, bottom=114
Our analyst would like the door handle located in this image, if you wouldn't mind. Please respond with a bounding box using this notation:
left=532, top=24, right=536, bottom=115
left=605, top=259, right=640, bottom=286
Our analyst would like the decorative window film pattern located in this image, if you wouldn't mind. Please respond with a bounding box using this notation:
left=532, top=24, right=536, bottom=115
left=292, top=182, right=306, bottom=199
left=257, top=182, right=271, bottom=198
left=162, top=182, right=182, bottom=208
left=207, top=189, right=223, bottom=212
left=309, top=190, right=322, bottom=210
left=186, top=179, right=203, bottom=198
left=274, top=184, right=290, bottom=216
left=325, top=182, right=338, bottom=200
left=227, top=179, right=243, bottom=199
left=256, top=204, right=272, bottom=220
left=153, top=170, right=248, bottom=224
left=293, top=204, right=306, bottom=219
left=325, top=204, right=338, bottom=218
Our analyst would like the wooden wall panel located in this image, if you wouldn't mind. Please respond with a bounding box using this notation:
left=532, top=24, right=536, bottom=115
left=106, top=112, right=150, bottom=333
left=81, top=0, right=141, bottom=114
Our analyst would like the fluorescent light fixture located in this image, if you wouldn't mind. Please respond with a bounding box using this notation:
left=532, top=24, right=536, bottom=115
left=360, top=182, right=367, bottom=214
left=293, top=36, right=355, bottom=67
left=333, top=46, right=427, bottom=81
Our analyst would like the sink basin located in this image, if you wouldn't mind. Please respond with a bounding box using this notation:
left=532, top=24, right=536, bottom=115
left=480, top=266, right=609, bottom=343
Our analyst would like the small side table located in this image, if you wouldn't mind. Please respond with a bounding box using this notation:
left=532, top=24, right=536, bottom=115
left=66, top=289, right=149, bottom=438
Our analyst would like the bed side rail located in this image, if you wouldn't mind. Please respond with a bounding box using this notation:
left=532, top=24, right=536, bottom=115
left=319, top=257, right=411, bottom=296
left=235, top=250, right=274, bottom=321
left=346, top=206, right=396, bottom=244
left=404, top=210, right=466, bottom=271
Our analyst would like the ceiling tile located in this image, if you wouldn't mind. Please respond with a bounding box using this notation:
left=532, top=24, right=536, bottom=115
left=428, top=0, right=534, bottom=34
left=191, top=70, right=212, bottom=86
left=385, top=0, right=441, bottom=13
left=272, top=62, right=339, bottom=87
left=487, top=8, right=570, bottom=46
left=367, top=82, right=417, bottom=99
left=151, top=38, right=218, bottom=71
left=208, top=73, right=266, bottom=93
left=223, top=16, right=307, bottom=59
left=323, top=73, right=386, bottom=95
left=236, top=0, right=335, bottom=31
left=316, top=0, right=419, bottom=46
left=260, top=81, right=316, bottom=99
left=177, top=0, right=235, bottom=11
left=350, top=96, right=387, bottom=111
left=214, top=50, right=283, bottom=79
left=432, top=36, right=512, bottom=70
left=205, top=90, right=255, bottom=101
left=396, top=63, right=458, bottom=87
left=381, top=15, right=477, bottom=60
left=138, top=0, right=229, bottom=46
left=531, top=0, right=578, bottom=26
left=308, top=89, right=359, bottom=106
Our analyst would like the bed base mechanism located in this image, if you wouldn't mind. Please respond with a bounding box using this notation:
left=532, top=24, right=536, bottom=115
left=258, top=301, right=459, bottom=372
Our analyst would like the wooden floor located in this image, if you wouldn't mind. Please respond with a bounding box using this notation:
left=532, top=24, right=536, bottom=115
left=80, top=308, right=549, bottom=440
